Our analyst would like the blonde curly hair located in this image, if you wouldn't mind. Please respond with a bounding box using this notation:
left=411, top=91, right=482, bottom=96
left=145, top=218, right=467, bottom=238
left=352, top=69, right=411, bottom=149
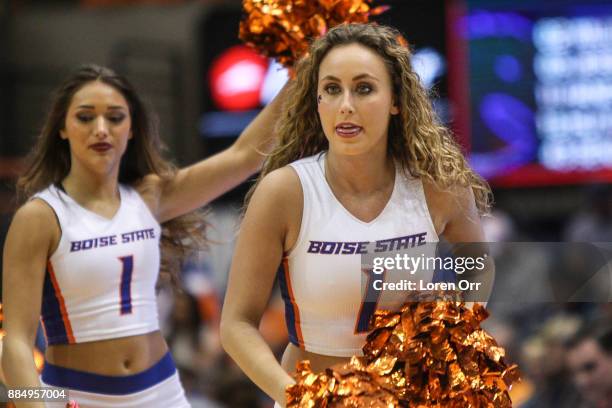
left=248, top=23, right=491, bottom=214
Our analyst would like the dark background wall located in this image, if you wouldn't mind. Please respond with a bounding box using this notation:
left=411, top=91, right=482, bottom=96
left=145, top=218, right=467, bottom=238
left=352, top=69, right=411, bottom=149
left=0, top=0, right=607, bottom=226
left=2, top=1, right=239, bottom=164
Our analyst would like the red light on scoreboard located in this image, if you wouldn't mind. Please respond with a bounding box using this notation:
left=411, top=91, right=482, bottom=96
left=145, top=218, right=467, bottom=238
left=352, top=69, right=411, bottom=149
left=209, top=45, right=268, bottom=111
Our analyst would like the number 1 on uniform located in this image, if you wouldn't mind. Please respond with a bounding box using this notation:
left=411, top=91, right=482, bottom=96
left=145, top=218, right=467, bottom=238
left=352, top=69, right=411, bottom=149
left=354, top=267, right=385, bottom=333
left=118, top=255, right=134, bottom=314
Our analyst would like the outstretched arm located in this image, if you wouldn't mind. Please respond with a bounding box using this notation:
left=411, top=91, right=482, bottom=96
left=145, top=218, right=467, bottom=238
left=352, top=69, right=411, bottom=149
left=148, top=83, right=290, bottom=223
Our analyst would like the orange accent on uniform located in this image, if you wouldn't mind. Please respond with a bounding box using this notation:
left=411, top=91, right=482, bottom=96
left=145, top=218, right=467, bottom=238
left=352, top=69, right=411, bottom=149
left=47, top=261, right=76, bottom=344
left=283, top=258, right=304, bottom=347
left=39, top=316, right=48, bottom=339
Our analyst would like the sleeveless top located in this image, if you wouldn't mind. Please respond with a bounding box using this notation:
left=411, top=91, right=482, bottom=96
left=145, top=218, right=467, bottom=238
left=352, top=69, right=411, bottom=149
left=33, top=184, right=161, bottom=345
left=281, top=153, right=439, bottom=356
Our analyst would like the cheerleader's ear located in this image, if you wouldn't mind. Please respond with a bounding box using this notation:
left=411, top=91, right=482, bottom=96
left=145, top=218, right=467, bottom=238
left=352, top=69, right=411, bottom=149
left=390, top=102, right=399, bottom=115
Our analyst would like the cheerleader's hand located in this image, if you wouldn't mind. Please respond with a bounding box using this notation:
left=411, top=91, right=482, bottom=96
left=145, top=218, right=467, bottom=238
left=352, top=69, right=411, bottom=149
left=66, top=400, right=79, bottom=408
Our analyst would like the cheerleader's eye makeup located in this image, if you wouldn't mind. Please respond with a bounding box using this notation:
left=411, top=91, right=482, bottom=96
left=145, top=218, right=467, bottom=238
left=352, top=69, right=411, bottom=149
left=355, top=83, right=374, bottom=95
left=323, top=84, right=342, bottom=95
left=76, top=113, right=94, bottom=123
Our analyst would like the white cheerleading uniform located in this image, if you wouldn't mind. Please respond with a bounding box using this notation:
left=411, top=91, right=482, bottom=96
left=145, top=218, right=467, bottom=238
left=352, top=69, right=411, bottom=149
left=33, top=184, right=190, bottom=408
left=280, top=153, right=439, bottom=357
left=34, top=184, right=161, bottom=344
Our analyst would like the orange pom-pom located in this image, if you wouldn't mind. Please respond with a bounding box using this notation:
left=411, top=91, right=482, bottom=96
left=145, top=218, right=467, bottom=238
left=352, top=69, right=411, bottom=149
left=239, top=0, right=388, bottom=68
left=286, top=293, right=520, bottom=407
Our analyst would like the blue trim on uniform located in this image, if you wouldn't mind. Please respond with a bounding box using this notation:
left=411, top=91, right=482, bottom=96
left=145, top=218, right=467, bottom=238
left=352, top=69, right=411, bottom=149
left=277, top=267, right=300, bottom=347
left=41, top=351, right=176, bottom=395
left=41, top=268, right=69, bottom=345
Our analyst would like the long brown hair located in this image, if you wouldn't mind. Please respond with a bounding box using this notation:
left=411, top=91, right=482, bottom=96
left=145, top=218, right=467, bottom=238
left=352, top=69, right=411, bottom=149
left=17, top=64, right=206, bottom=284
left=248, top=23, right=491, bottom=214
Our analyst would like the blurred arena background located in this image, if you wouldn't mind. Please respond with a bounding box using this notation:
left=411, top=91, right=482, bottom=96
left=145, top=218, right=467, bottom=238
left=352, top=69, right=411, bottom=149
left=0, top=0, right=611, bottom=407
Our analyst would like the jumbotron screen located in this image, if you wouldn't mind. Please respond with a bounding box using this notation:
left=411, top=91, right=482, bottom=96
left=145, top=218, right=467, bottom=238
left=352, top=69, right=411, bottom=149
left=449, top=0, right=612, bottom=187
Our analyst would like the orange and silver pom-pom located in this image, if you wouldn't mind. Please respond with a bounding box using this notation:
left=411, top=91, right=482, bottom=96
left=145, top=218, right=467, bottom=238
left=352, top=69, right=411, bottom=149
left=239, top=0, right=390, bottom=68
left=287, top=292, right=520, bottom=407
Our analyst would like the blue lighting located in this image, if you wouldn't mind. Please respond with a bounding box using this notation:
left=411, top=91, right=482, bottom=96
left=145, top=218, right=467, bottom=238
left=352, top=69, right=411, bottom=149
left=200, top=110, right=259, bottom=138
left=495, top=55, right=522, bottom=82
left=467, top=11, right=533, bottom=41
